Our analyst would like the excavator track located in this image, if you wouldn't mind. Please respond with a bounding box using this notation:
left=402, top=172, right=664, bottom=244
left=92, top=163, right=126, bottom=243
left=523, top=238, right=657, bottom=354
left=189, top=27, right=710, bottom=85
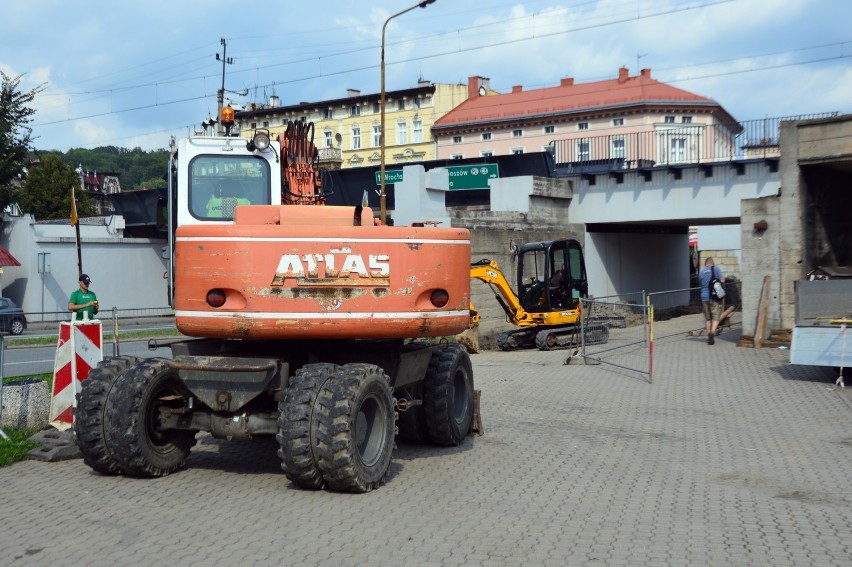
left=535, top=324, right=610, bottom=351
left=496, top=328, right=538, bottom=351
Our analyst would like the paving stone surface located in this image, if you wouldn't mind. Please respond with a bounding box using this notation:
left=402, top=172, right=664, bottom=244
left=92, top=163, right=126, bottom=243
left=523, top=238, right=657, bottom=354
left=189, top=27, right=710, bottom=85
left=1, top=314, right=850, bottom=566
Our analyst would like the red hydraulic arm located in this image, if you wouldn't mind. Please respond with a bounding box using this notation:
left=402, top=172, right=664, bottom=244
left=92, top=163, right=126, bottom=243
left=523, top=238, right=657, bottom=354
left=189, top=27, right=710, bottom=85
left=278, top=120, right=324, bottom=205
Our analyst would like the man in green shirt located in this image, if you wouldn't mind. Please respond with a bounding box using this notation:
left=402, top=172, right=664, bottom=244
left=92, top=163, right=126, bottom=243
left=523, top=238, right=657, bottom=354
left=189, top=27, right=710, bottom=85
left=68, top=274, right=98, bottom=321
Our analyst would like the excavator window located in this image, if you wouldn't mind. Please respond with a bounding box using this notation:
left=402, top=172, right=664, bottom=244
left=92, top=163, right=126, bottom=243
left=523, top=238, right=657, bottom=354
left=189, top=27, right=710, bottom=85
left=188, top=155, right=271, bottom=220
left=519, top=249, right=549, bottom=312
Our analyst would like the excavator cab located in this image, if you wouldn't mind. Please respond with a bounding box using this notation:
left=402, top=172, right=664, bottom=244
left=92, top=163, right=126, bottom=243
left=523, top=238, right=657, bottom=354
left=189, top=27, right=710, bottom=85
left=517, top=239, right=588, bottom=313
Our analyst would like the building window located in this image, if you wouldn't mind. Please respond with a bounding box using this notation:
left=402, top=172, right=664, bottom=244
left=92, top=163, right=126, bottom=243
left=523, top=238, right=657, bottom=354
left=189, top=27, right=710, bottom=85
left=324, top=130, right=333, bottom=148
left=481, top=132, right=492, bottom=141
left=682, top=116, right=693, bottom=124
left=397, top=100, right=405, bottom=111
left=350, top=105, right=361, bottom=117
left=611, top=138, right=626, bottom=160
left=511, top=148, right=524, bottom=155
left=451, top=153, right=463, bottom=160
left=372, top=125, right=382, bottom=147
left=351, top=126, right=361, bottom=150
left=397, top=121, right=407, bottom=145
left=613, top=118, right=624, bottom=126
left=452, top=135, right=462, bottom=144
left=413, top=117, right=423, bottom=143
left=414, top=96, right=421, bottom=108
left=576, top=140, right=590, bottom=161
left=512, top=129, right=523, bottom=137
left=578, top=122, right=589, bottom=130
left=324, top=108, right=333, bottom=119
left=262, top=120, right=269, bottom=127
left=480, top=150, right=493, bottom=157
left=664, top=115, right=675, bottom=123
left=373, top=102, right=380, bottom=113
left=669, top=138, right=686, bottom=162
left=544, top=125, right=555, bottom=134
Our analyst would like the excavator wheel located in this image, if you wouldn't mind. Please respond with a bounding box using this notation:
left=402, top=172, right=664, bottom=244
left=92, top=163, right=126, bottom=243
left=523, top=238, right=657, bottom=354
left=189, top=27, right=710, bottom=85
left=106, top=358, right=198, bottom=477
left=277, top=363, right=341, bottom=489
left=73, top=356, right=140, bottom=475
left=313, top=364, right=395, bottom=493
left=423, top=344, right=474, bottom=446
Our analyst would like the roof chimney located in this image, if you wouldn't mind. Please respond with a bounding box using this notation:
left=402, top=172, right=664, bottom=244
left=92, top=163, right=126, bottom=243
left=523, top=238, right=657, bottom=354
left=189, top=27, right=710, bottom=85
left=467, top=76, right=490, bottom=99
left=640, top=68, right=652, bottom=78
left=560, top=77, right=574, bottom=87
left=511, top=85, right=523, bottom=93
left=346, top=89, right=361, bottom=98
left=618, top=67, right=629, bottom=83
left=268, top=95, right=279, bottom=108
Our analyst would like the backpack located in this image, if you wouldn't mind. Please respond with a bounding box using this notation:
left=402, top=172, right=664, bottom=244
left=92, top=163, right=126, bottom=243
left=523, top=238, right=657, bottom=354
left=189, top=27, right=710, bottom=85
left=708, top=267, right=725, bottom=301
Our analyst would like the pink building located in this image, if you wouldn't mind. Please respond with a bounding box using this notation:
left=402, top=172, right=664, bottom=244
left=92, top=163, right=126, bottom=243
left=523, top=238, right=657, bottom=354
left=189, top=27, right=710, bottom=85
left=432, top=69, right=741, bottom=168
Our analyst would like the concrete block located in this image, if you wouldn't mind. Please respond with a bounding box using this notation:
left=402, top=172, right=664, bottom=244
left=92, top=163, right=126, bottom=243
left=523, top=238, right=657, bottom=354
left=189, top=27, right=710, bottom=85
left=1, top=379, right=50, bottom=429
left=26, top=428, right=81, bottom=462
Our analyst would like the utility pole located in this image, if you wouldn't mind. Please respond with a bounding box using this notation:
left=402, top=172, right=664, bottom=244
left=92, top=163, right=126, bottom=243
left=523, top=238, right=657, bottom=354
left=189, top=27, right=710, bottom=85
left=216, top=38, right=234, bottom=135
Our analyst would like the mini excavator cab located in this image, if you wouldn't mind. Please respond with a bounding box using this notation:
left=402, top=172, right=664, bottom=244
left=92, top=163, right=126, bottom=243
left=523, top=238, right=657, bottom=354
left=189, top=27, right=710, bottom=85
left=517, top=239, right=588, bottom=313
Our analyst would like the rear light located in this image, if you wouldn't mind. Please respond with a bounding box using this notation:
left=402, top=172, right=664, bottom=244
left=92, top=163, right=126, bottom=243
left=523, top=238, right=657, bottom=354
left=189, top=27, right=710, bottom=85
left=206, top=289, right=226, bottom=308
left=430, top=289, right=449, bottom=308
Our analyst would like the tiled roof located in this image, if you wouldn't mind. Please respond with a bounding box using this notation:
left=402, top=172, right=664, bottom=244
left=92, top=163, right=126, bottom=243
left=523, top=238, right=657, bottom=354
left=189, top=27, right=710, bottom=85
left=434, top=69, right=727, bottom=130
left=0, top=245, right=21, bottom=267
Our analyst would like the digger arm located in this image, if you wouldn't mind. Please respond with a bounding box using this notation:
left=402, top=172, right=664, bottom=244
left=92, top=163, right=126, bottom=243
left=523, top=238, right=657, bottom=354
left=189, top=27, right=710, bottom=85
left=470, top=259, right=525, bottom=325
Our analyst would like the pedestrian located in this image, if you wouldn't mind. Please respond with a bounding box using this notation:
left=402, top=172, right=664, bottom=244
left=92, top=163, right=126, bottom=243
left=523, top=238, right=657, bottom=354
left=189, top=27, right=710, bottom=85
left=68, top=274, right=99, bottom=321
left=698, top=258, right=724, bottom=345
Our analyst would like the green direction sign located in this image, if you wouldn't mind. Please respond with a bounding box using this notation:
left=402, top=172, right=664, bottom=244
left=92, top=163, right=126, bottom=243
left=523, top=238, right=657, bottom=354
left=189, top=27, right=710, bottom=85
left=375, top=170, right=404, bottom=185
left=446, top=164, right=499, bottom=190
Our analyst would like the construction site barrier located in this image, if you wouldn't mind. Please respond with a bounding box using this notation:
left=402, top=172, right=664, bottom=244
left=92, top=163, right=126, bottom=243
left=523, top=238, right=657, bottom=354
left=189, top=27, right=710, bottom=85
left=580, top=295, right=654, bottom=384
left=48, top=318, right=103, bottom=430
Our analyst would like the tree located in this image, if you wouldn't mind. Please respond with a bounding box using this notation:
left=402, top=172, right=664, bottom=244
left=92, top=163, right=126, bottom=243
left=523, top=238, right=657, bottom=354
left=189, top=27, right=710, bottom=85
left=0, top=72, right=45, bottom=211
left=17, top=154, right=95, bottom=220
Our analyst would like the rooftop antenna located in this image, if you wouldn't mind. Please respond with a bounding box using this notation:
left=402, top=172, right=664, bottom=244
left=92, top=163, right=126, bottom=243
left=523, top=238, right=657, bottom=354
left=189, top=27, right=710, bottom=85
left=637, top=53, right=648, bottom=74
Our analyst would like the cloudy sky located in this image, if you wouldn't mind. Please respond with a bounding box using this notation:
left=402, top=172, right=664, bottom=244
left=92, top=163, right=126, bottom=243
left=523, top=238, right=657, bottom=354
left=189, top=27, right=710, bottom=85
left=2, top=0, right=849, bottom=152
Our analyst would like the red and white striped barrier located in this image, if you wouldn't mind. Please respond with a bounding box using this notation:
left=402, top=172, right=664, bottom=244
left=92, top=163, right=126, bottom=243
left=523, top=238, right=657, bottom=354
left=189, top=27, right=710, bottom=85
left=49, top=318, right=103, bottom=430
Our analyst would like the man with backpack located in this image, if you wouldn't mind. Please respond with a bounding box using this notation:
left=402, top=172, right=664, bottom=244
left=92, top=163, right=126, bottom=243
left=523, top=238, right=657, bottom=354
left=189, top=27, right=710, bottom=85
left=699, top=257, right=725, bottom=345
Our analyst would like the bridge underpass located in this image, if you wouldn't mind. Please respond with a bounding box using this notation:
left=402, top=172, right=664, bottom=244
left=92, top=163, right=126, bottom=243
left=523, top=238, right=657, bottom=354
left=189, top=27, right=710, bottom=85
left=566, top=158, right=780, bottom=299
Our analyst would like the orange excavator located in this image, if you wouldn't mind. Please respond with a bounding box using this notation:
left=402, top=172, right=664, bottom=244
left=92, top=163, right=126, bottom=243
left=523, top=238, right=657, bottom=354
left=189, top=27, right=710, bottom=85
left=74, top=109, right=475, bottom=493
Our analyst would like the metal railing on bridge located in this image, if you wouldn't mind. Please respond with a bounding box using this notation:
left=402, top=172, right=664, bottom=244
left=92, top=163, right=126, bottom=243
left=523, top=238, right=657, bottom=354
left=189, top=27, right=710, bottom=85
left=551, top=112, right=838, bottom=175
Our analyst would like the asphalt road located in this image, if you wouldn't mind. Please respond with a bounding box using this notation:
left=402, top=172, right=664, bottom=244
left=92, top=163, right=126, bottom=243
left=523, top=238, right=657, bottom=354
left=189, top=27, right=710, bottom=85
left=2, top=317, right=178, bottom=378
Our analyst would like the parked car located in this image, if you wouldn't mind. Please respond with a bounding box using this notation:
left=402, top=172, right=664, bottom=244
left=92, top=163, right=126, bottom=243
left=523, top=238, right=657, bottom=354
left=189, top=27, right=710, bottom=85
left=0, top=297, right=27, bottom=335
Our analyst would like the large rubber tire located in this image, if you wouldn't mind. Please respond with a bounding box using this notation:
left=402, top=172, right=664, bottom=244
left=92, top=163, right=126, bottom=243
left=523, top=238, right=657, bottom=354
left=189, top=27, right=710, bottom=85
left=107, top=358, right=197, bottom=477
left=314, top=364, right=395, bottom=493
left=73, top=356, right=139, bottom=475
left=423, top=344, right=475, bottom=446
left=277, top=363, right=340, bottom=489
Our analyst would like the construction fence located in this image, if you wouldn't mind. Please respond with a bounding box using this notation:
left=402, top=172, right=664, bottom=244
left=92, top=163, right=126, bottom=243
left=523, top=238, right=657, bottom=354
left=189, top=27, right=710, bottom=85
left=578, top=281, right=742, bottom=383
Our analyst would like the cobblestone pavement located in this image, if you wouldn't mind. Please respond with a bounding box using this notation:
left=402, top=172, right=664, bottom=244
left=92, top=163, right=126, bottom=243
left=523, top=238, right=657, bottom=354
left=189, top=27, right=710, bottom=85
left=2, top=314, right=850, bottom=566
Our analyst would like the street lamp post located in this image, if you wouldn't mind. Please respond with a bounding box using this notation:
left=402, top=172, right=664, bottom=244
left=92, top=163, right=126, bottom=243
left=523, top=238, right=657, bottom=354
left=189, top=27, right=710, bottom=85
left=380, top=0, right=436, bottom=225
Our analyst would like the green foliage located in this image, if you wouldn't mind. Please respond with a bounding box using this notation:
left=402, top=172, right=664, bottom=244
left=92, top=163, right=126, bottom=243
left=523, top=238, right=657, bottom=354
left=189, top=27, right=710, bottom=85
left=62, top=146, right=168, bottom=189
left=0, top=426, right=41, bottom=467
left=0, top=72, right=45, bottom=212
left=17, top=154, right=96, bottom=220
